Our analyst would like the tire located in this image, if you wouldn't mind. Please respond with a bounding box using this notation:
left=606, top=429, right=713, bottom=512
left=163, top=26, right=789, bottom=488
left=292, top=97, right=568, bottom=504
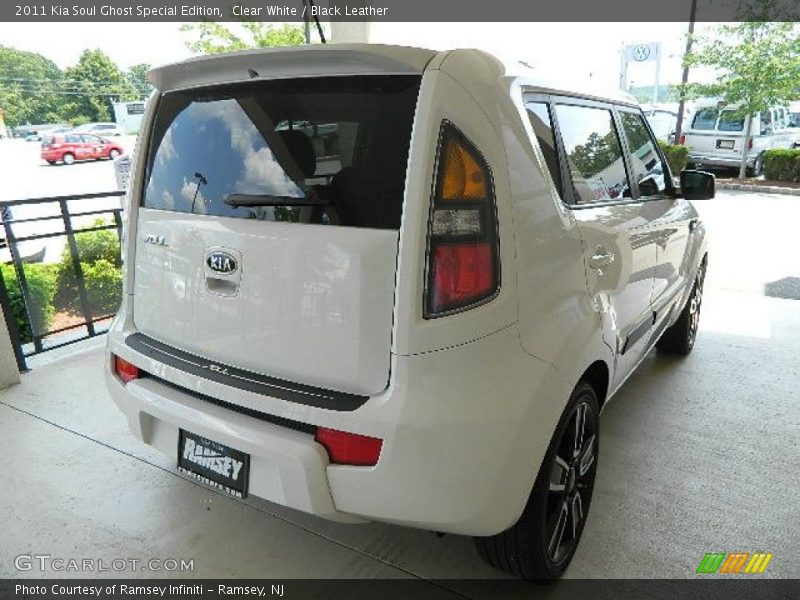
left=62, top=153, right=75, bottom=165
left=474, top=382, right=600, bottom=580
left=109, top=149, right=120, bottom=160
left=656, top=260, right=706, bottom=355
left=746, top=154, right=764, bottom=178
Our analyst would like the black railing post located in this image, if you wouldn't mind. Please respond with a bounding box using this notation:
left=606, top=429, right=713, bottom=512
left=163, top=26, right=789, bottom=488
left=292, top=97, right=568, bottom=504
left=0, top=265, right=28, bottom=372
left=112, top=209, right=123, bottom=262
left=1, top=204, right=43, bottom=354
left=59, top=198, right=96, bottom=337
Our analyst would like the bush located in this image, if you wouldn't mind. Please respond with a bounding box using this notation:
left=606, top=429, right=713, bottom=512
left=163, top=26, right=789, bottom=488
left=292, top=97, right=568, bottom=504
left=763, top=149, right=800, bottom=182
left=0, top=263, right=56, bottom=344
left=82, top=259, right=123, bottom=315
left=54, top=219, right=122, bottom=312
left=658, top=141, right=690, bottom=175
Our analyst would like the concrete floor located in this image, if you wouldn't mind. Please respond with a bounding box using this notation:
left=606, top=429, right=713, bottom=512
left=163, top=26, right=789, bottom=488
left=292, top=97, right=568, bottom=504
left=1, top=191, right=799, bottom=583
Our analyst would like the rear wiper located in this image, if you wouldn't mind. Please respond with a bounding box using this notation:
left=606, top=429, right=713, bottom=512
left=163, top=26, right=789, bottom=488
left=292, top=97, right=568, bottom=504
left=224, top=193, right=328, bottom=208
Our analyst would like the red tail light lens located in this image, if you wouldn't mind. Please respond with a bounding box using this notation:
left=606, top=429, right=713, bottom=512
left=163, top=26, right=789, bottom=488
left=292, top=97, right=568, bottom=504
left=679, top=134, right=686, bottom=145
left=114, top=355, right=140, bottom=384
left=747, top=137, right=754, bottom=150
left=425, top=122, right=499, bottom=317
left=315, top=427, right=382, bottom=466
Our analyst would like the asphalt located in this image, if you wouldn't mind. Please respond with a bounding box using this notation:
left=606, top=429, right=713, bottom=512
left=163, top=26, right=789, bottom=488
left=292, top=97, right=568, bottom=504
left=1, top=191, right=798, bottom=584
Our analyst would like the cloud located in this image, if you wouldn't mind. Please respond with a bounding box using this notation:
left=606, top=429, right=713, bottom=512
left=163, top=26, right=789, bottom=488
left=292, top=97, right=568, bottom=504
left=180, top=177, right=206, bottom=212
left=161, top=190, right=175, bottom=210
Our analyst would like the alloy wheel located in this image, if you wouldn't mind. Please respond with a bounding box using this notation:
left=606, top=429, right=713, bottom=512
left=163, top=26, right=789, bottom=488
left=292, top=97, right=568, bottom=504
left=545, top=399, right=597, bottom=565
left=688, top=266, right=705, bottom=345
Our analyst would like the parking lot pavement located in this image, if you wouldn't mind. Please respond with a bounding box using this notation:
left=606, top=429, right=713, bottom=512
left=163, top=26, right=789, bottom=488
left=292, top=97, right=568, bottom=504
left=1, top=190, right=799, bottom=582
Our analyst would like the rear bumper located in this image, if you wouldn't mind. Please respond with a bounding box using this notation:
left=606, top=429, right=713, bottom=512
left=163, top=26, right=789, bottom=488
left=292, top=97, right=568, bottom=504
left=105, top=304, right=567, bottom=536
left=688, top=152, right=756, bottom=168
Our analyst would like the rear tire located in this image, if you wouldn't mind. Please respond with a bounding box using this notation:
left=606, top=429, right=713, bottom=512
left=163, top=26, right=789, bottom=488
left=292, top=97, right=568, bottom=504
left=62, top=153, right=75, bottom=165
left=474, top=382, right=600, bottom=580
left=746, top=154, right=764, bottom=178
left=656, top=260, right=706, bottom=355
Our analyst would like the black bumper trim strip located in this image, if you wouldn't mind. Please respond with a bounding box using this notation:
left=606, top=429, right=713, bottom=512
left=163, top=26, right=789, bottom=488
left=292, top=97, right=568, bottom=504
left=125, top=332, right=368, bottom=411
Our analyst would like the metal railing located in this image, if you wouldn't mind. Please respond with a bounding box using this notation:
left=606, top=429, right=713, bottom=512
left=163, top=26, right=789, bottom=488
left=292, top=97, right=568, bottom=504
left=0, top=191, right=125, bottom=371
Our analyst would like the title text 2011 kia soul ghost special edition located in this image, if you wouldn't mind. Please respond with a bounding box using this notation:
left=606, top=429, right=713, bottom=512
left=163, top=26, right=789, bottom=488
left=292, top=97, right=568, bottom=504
left=106, top=44, right=713, bottom=579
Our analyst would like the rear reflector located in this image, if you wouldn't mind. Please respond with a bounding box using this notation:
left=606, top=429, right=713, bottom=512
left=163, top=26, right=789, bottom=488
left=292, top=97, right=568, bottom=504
left=679, top=134, right=686, bottom=145
left=113, top=355, right=140, bottom=384
left=315, top=427, right=382, bottom=466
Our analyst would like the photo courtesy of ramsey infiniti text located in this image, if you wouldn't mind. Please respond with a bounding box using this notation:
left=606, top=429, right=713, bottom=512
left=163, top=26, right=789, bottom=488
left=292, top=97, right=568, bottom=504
left=106, top=44, right=713, bottom=580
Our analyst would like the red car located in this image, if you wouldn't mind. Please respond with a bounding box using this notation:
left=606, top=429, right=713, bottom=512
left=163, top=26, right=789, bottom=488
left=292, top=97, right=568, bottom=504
left=41, top=133, right=123, bottom=165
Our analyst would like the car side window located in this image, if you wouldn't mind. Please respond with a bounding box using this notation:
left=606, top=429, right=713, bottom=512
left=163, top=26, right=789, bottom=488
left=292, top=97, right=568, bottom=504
left=65, top=134, right=82, bottom=143
left=525, top=102, right=562, bottom=197
left=81, top=135, right=101, bottom=143
left=691, top=108, right=719, bottom=130
left=619, top=112, right=668, bottom=196
left=554, top=104, right=630, bottom=204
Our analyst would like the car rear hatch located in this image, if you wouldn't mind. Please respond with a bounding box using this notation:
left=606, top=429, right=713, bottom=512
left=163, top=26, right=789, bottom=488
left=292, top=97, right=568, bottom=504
left=133, top=58, right=427, bottom=398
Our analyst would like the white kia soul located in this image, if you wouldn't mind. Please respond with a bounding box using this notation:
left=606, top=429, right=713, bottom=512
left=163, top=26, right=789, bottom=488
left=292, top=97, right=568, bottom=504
left=106, top=44, right=713, bottom=579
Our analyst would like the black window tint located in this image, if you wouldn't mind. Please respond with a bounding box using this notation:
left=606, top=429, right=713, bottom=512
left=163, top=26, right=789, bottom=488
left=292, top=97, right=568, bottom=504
left=144, top=76, right=420, bottom=230
left=692, top=108, right=719, bottom=130
left=619, top=112, right=668, bottom=196
left=554, top=104, right=629, bottom=204
left=718, top=110, right=745, bottom=132
left=525, top=102, right=562, bottom=197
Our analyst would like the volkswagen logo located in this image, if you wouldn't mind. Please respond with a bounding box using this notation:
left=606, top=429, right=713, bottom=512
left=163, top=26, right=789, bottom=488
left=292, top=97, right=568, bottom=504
left=206, top=251, right=238, bottom=275
left=632, top=44, right=651, bottom=62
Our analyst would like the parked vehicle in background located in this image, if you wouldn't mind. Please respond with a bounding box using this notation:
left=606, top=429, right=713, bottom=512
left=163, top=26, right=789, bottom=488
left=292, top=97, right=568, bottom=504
left=41, top=133, right=123, bottom=165
left=74, top=122, right=124, bottom=137
left=681, top=101, right=795, bottom=175
left=787, top=101, right=800, bottom=148
left=105, top=45, right=713, bottom=581
left=641, top=104, right=689, bottom=143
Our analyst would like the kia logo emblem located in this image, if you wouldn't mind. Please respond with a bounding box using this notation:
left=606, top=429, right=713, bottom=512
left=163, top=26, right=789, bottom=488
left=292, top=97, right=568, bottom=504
left=206, top=251, right=237, bottom=275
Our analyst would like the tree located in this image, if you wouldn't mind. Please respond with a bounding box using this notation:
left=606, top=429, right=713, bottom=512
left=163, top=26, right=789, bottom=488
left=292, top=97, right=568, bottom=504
left=180, top=22, right=305, bottom=55
left=126, top=63, right=153, bottom=98
left=685, top=21, right=800, bottom=178
left=0, top=46, right=64, bottom=126
left=62, top=49, right=137, bottom=123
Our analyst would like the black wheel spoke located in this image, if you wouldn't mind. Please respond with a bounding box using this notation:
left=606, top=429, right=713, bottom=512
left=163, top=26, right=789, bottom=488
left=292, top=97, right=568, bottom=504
left=571, top=492, right=584, bottom=539
left=578, top=434, right=596, bottom=477
left=548, top=501, right=569, bottom=558
left=550, top=455, right=569, bottom=492
left=573, top=404, right=586, bottom=459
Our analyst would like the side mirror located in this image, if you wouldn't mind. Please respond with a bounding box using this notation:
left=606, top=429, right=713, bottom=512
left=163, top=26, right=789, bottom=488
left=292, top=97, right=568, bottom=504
left=680, top=169, right=715, bottom=200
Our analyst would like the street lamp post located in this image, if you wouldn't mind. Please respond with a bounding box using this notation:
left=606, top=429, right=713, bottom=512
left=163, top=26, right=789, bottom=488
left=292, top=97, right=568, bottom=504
left=191, top=172, right=207, bottom=214
left=675, top=0, right=699, bottom=144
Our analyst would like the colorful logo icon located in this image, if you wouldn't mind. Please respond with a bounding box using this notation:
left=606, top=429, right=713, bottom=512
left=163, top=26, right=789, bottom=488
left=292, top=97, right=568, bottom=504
left=696, top=552, right=773, bottom=574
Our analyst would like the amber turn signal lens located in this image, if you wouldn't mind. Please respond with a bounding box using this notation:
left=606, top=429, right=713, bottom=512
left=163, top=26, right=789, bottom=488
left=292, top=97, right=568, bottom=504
left=440, top=138, right=488, bottom=201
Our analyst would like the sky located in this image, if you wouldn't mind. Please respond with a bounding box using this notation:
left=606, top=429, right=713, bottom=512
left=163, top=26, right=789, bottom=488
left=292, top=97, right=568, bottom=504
left=0, top=21, right=717, bottom=91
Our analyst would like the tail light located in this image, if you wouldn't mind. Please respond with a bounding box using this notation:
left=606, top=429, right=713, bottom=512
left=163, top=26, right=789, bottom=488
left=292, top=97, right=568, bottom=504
left=113, top=355, right=140, bottom=383
left=424, top=121, right=500, bottom=317
left=315, top=427, right=382, bottom=466
left=679, top=134, right=686, bottom=145
left=747, top=137, right=754, bottom=150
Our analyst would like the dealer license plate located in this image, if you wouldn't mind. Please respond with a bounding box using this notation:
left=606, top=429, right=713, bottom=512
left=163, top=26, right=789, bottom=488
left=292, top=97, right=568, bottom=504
left=178, top=430, right=250, bottom=498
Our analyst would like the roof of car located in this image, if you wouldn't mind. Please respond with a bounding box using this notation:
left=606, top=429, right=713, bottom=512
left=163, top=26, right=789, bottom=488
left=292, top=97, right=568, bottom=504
left=149, top=43, right=638, bottom=108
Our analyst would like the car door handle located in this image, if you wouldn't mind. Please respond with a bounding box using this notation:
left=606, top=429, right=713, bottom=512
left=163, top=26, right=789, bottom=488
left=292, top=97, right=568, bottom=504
left=589, top=249, right=615, bottom=270
left=689, top=218, right=699, bottom=232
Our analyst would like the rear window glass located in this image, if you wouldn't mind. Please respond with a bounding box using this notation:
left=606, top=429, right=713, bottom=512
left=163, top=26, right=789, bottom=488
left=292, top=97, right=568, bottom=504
left=718, top=110, right=745, bottom=132
left=143, top=76, right=421, bottom=230
left=691, top=108, right=719, bottom=130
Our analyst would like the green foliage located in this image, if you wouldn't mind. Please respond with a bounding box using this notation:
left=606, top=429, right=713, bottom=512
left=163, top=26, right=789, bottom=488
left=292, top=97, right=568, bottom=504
left=762, top=149, right=800, bottom=181
left=180, top=22, right=305, bottom=54
left=126, top=63, right=153, bottom=98
left=569, top=131, right=621, bottom=178
left=55, top=220, right=122, bottom=313
left=684, top=21, right=800, bottom=178
left=658, top=141, right=690, bottom=175
left=62, top=49, right=138, bottom=123
left=0, top=45, right=65, bottom=127
left=0, top=263, right=56, bottom=344
left=82, top=259, right=123, bottom=315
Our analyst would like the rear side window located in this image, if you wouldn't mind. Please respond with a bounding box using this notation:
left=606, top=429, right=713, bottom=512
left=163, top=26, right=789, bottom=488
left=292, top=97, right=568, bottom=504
left=619, top=112, right=668, bottom=196
left=718, top=110, right=745, bottom=132
left=691, top=108, right=719, bottom=130
left=525, top=102, right=563, bottom=197
left=143, top=76, right=421, bottom=230
left=554, top=104, right=629, bottom=204
left=65, top=134, right=82, bottom=143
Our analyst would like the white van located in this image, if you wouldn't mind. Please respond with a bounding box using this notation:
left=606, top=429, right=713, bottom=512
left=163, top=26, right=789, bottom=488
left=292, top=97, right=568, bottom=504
left=682, top=102, right=795, bottom=175
left=105, top=44, right=713, bottom=579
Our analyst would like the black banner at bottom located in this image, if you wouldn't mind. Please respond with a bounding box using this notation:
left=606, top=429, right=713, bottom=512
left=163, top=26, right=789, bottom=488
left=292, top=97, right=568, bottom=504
left=4, top=579, right=800, bottom=600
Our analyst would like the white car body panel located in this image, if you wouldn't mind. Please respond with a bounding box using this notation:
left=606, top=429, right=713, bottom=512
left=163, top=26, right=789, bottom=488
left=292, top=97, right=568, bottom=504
left=106, top=44, right=709, bottom=536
